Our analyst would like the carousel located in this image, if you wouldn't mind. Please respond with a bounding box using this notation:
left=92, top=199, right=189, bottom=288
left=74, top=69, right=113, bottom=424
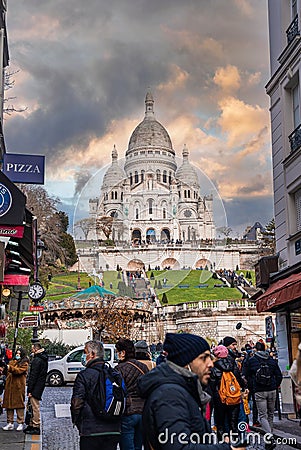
left=39, top=285, right=152, bottom=342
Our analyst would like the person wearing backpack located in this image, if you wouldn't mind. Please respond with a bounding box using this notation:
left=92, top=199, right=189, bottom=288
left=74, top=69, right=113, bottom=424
left=138, top=333, right=247, bottom=450
left=244, top=342, right=282, bottom=450
left=71, top=340, right=124, bottom=450
left=116, top=338, right=149, bottom=450
left=209, top=345, right=245, bottom=442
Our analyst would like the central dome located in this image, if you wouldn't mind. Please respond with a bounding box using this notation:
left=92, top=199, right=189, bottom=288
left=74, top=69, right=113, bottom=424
left=126, top=91, right=174, bottom=154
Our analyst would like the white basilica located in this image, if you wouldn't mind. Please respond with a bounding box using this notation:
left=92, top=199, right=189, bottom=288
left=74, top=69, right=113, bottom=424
left=89, top=92, right=215, bottom=245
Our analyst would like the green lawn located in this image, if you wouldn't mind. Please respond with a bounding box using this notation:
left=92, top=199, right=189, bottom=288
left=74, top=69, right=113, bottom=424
left=43, top=269, right=244, bottom=306
left=147, top=270, right=243, bottom=304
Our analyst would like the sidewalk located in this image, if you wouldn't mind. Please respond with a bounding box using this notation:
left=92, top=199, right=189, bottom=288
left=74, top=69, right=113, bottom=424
left=250, top=416, right=301, bottom=449
left=0, top=415, right=42, bottom=450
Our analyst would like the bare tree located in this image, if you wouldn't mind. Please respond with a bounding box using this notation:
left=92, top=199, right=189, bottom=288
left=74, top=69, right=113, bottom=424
left=96, top=216, right=114, bottom=241
left=74, top=218, right=95, bottom=240
left=4, top=70, right=27, bottom=115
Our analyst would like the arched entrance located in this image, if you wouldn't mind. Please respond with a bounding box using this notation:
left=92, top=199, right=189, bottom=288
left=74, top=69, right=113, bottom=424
left=162, top=258, right=180, bottom=269
left=195, top=258, right=211, bottom=269
left=160, top=228, right=170, bottom=242
left=131, top=229, right=141, bottom=244
left=127, top=259, right=145, bottom=270
left=146, top=228, right=156, bottom=243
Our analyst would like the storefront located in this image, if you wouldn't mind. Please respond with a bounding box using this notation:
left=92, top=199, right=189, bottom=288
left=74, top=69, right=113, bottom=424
left=256, top=270, right=301, bottom=414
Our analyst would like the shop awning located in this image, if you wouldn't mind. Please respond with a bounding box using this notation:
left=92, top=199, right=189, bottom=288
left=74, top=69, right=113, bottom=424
left=256, top=272, right=301, bottom=313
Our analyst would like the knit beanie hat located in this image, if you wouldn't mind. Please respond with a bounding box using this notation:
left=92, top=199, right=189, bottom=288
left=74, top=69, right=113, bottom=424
left=223, top=336, right=237, bottom=347
left=163, top=333, right=210, bottom=367
left=213, top=345, right=228, bottom=359
left=134, top=340, right=149, bottom=352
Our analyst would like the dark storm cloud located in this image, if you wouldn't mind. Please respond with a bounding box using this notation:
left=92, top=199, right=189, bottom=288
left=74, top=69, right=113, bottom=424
left=5, top=0, right=271, bottom=234
left=224, top=196, right=274, bottom=229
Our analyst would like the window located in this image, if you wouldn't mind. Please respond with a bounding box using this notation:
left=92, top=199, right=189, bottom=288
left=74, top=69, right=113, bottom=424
left=135, top=171, right=139, bottom=183
left=292, top=0, right=297, bottom=18
left=111, top=192, right=114, bottom=200
left=296, top=188, right=301, bottom=231
left=148, top=199, right=153, bottom=214
left=135, top=208, right=139, bottom=219
left=293, top=83, right=300, bottom=129
left=141, top=170, right=145, bottom=181
left=115, top=191, right=117, bottom=200
left=156, top=170, right=161, bottom=182
left=130, top=173, right=133, bottom=185
left=163, top=208, right=166, bottom=219
left=169, top=172, right=172, bottom=184
left=163, top=171, right=167, bottom=183
left=184, top=190, right=187, bottom=198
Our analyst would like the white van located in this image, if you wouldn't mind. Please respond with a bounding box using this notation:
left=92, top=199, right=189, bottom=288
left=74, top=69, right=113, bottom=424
left=47, top=344, right=118, bottom=387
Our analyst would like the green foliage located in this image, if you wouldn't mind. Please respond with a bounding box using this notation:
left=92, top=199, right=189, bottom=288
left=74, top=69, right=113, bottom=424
left=44, top=339, right=75, bottom=357
left=6, top=327, right=36, bottom=354
left=60, top=232, right=77, bottom=267
left=162, top=292, right=168, bottom=304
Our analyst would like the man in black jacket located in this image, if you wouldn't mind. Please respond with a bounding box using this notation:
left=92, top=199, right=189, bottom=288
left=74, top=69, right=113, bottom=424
left=138, top=333, right=246, bottom=450
left=71, top=340, right=121, bottom=450
left=244, top=342, right=282, bottom=450
left=24, top=342, right=48, bottom=435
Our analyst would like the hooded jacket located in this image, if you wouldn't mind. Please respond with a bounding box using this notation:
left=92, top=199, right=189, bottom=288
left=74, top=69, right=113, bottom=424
left=244, top=351, right=282, bottom=393
left=138, top=361, right=230, bottom=450
left=27, top=349, right=48, bottom=400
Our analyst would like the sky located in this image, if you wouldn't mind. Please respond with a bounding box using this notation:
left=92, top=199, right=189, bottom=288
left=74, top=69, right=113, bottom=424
left=4, top=0, right=272, bottom=237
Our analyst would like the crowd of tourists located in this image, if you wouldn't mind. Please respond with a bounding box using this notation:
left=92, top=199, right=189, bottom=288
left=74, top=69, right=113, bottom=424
left=70, top=334, right=290, bottom=450
left=1, top=333, right=300, bottom=450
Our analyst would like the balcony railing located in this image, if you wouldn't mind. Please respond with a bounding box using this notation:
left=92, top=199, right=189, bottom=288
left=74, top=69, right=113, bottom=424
left=287, top=15, right=300, bottom=44
left=289, top=123, right=301, bottom=153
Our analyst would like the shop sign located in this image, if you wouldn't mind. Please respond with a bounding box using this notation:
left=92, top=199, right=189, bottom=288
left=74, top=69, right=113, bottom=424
left=0, top=225, right=24, bottom=237
left=3, top=153, right=45, bottom=184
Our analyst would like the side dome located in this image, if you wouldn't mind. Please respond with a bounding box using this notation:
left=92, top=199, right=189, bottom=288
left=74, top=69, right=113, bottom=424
left=126, top=91, right=174, bottom=154
left=176, top=146, right=199, bottom=186
left=102, top=146, right=125, bottom=189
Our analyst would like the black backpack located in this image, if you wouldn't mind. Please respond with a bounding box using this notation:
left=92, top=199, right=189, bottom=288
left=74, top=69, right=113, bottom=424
left=255, top=358, right=272, bottom=386
left=88, top=363, right=127, bottom=420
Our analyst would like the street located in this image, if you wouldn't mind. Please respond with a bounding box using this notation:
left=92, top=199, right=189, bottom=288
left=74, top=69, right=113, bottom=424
left=41, top=386, right=298, bottom=450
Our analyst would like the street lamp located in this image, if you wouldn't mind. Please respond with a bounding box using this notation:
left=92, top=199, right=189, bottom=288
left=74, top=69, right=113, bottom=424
left=31, top=226, right=46, bottom=344
left=235, top=322, right=264, bottom=339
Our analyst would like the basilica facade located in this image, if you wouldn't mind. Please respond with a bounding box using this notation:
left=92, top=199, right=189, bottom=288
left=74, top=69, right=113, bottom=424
left=89, top=92, right=215, bottom=245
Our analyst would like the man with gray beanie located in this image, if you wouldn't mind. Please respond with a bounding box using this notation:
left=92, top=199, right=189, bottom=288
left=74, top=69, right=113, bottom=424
left=138, top=333, right=246, bottom=450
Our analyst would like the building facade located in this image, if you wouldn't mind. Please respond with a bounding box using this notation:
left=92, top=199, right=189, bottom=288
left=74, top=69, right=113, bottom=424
left=89, top=92, right=215, bottom=246
left=256, top=0, right=301, bottom=413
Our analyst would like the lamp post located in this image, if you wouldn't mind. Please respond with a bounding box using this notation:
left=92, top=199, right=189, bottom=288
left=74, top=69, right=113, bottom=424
left=77, top=250, right=81, bottom=291
left=31, top=225, right=45, bottom=344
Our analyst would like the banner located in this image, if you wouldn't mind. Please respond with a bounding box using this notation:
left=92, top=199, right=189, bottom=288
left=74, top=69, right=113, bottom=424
left=3, top=153, right=45, bottom=184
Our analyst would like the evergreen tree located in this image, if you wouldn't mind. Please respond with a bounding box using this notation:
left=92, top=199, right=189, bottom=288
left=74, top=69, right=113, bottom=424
left=162, top=292, right=168, bottom=304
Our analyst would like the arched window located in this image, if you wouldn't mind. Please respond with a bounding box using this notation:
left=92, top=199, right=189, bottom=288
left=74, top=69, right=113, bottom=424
left=121, top=192, right=123, bottom=201
left=156, top=170, right=161, bottom=182
left=163, top=208, right=166, bottom=219
left=141, top=170, right=145, bottom=181
left=187, top=190, right=190, bottom=198
left=184, top=190, right=187, bottom=198
left=148, top=199, right=153, bottom=214
left=169, top=171, right=172, bottom=184
left=135, top=208, right=139, bottom=219
left=135, top=171, right=139, bottom=183
left=111, top=191, right=114, bottom=199
left=115, top=191, right=118, bottom=200
left=130, top=173, right=133, bottom=185
left=163, top=170, right=167, bottom=183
